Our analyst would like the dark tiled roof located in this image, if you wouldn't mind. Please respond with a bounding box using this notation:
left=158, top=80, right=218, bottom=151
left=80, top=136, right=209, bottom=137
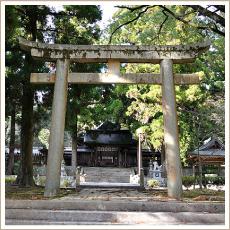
left=187, top=135, right=225, bottom=156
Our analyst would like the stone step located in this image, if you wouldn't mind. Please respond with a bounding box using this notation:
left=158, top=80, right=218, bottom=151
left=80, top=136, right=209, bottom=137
left=87, top=180, right=130, bottom=183
left=83, top=167, right=132, bottom=183
left=5, top=219, right=225, bottom=226
left=85, top=177, right=130, bottom=181
left=5, top=200, right=225, bottom=212
left=5, top=209, right=225, bottom=225
left=78, top=183, right=141, bottom=189
left=5, top=219, right=128, bottom=225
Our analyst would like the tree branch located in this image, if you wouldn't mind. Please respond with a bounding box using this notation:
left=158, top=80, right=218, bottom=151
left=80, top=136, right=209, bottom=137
left=187, top=5, right=225, bottom=27
left=108, top=5, right=158, bottom=44
left=159, top=5, right=225, bottom=36
left=108, top=6, right=150, bottom=44
left=157, top=10, right=169, bottom=40
left=109, top=4, right=225, bottom=44
left=213, top=5, right=225, bottom=13
left=115, top=5, right=149, bottom=12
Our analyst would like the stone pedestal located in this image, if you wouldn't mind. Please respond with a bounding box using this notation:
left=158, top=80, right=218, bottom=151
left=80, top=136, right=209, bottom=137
left=153, top=170, right=162, bottom=180
left=152, top=161, right=167, bottom=187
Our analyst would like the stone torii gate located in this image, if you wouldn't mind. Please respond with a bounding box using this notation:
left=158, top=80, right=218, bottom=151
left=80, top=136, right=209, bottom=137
left=19, top=38, right=210, bottom=198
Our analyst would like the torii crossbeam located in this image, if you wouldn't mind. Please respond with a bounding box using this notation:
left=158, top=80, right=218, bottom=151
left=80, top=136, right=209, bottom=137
left=19, top=38, right=210, bottom=198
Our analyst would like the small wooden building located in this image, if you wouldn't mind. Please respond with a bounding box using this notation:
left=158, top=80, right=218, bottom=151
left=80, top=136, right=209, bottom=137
left=186, top=135, right=225, bottom=175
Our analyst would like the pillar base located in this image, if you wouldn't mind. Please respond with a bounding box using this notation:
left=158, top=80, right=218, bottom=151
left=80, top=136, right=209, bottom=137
left=44, top=188, right=60, bottom=198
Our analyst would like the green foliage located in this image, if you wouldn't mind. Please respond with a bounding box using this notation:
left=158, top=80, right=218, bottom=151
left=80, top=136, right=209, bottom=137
left=53, top=5, right=102, bottom=45
left=5, top=177, right=16, bottom=185
left=103, top=5, right=224, bottom=159
left=36, top=178, right=46, bottom=186
left=182, top=176, right=195, bottom=189
left=61, top=180, right=71, bottom=187
left=13, top=161, right=20, bottom=175
left=203, top=176, right=225, bottom=187
left=147, top=180, right=158, bottom=187
left=5, top=5, right=53, bottom=187
left=5, top=5, right=225, bottom=171
left=202, top=165, right=223, bottom=175
left=126, top=84, right=164, bottom=150
left=38, top=129, right=50, bottom=148
left=52, top=5, right=106, bottom=141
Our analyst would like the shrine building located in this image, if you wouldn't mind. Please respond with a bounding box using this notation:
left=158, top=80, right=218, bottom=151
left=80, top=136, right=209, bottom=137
left=63, top=121, right=159, bottom=168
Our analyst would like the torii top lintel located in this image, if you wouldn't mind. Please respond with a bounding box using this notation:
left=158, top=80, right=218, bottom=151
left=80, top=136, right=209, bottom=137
left=19, top=37, right=210, bottom=64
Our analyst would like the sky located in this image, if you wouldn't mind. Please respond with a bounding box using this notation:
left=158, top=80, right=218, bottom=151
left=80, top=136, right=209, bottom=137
left=99, top=4, right=118, bottom=29
left=48, top=3, right=118, bottom=29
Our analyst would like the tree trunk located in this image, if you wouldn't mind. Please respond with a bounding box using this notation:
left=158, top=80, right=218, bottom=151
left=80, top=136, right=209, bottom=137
left=6, top=102, right=16, bottom=175
left=16, top=83, right=34, bottom=186
left=193, top=117, right=202, bottom=189
left=198, top=149, right=202, bottom=189
left=71, top=123, right=78, bottom=178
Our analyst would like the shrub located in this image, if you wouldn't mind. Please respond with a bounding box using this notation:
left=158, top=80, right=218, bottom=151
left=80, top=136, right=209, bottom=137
left=147, top=180, right=158, bottom=187
left=5, top=177, right=16, bottom=185
left=36, top=178, right=46, bottom=186
left=210, top=176, right=225, bottom=186
left=182, top=176, right=195, bottom=189
left=196, top=176, right=225, bottom=187
left=61, top=180, right=71, bottom=187
left=218, top=176, right=225, bottom=186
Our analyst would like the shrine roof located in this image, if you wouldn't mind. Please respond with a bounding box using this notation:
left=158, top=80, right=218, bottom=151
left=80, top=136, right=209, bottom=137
left=187, top=149, right=225, bottom=156
left=94, top=120, right=121, bottom=132
left=84, top=121, right=136, bottom=146
left=186, top=135, right=225, bottom=165
left=187, top=135, right=225, bottom=156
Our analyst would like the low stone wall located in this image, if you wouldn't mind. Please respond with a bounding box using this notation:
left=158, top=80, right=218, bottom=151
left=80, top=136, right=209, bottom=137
left=182, top=167, right=193, bottom=176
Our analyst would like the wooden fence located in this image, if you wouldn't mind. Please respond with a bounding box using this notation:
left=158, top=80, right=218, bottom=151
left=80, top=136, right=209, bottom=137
left=10, top=153, right=47, bottom=166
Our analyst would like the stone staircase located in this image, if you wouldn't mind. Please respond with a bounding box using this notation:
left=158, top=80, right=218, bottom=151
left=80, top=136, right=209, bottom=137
left=5, top=199, right=225, bottom=225
left=82, top=167, right=132, bottom=183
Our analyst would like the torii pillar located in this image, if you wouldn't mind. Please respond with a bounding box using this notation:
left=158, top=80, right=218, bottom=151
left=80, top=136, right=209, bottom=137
left=19, top=38, right=210, bottom=198
left=161, top=59, right=182, bottom=197
left=44, top=59, right=69, bottom=196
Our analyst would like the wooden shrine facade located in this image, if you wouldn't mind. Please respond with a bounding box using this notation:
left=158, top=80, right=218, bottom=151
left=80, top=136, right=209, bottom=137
left=63, top=121, right=156, bottom=167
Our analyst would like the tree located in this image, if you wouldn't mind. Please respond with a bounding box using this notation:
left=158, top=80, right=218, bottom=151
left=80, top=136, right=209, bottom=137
left=5, top=5, right=52, bottom=186
left=182, top=99, right=225, bottom=188
left=5, top=52, right=21, bottom=174
left=108, top=5, right=225, bottom=44
left=50, top=5, right=104, bottom=174
left=5, top=5, right=104, bottom=183
left=103, top=4, right=225, bottom=163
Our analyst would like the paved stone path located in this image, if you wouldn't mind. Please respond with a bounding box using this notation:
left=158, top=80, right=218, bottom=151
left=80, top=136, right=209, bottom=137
left=55, top=187, right=174, bottom=202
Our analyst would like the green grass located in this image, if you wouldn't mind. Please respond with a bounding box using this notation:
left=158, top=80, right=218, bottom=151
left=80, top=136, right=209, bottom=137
left=5, top=184, right=76, bottom=200
left=183, top=188, right=225, bottom=198
left=145, top=187, right=225, bottom=202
